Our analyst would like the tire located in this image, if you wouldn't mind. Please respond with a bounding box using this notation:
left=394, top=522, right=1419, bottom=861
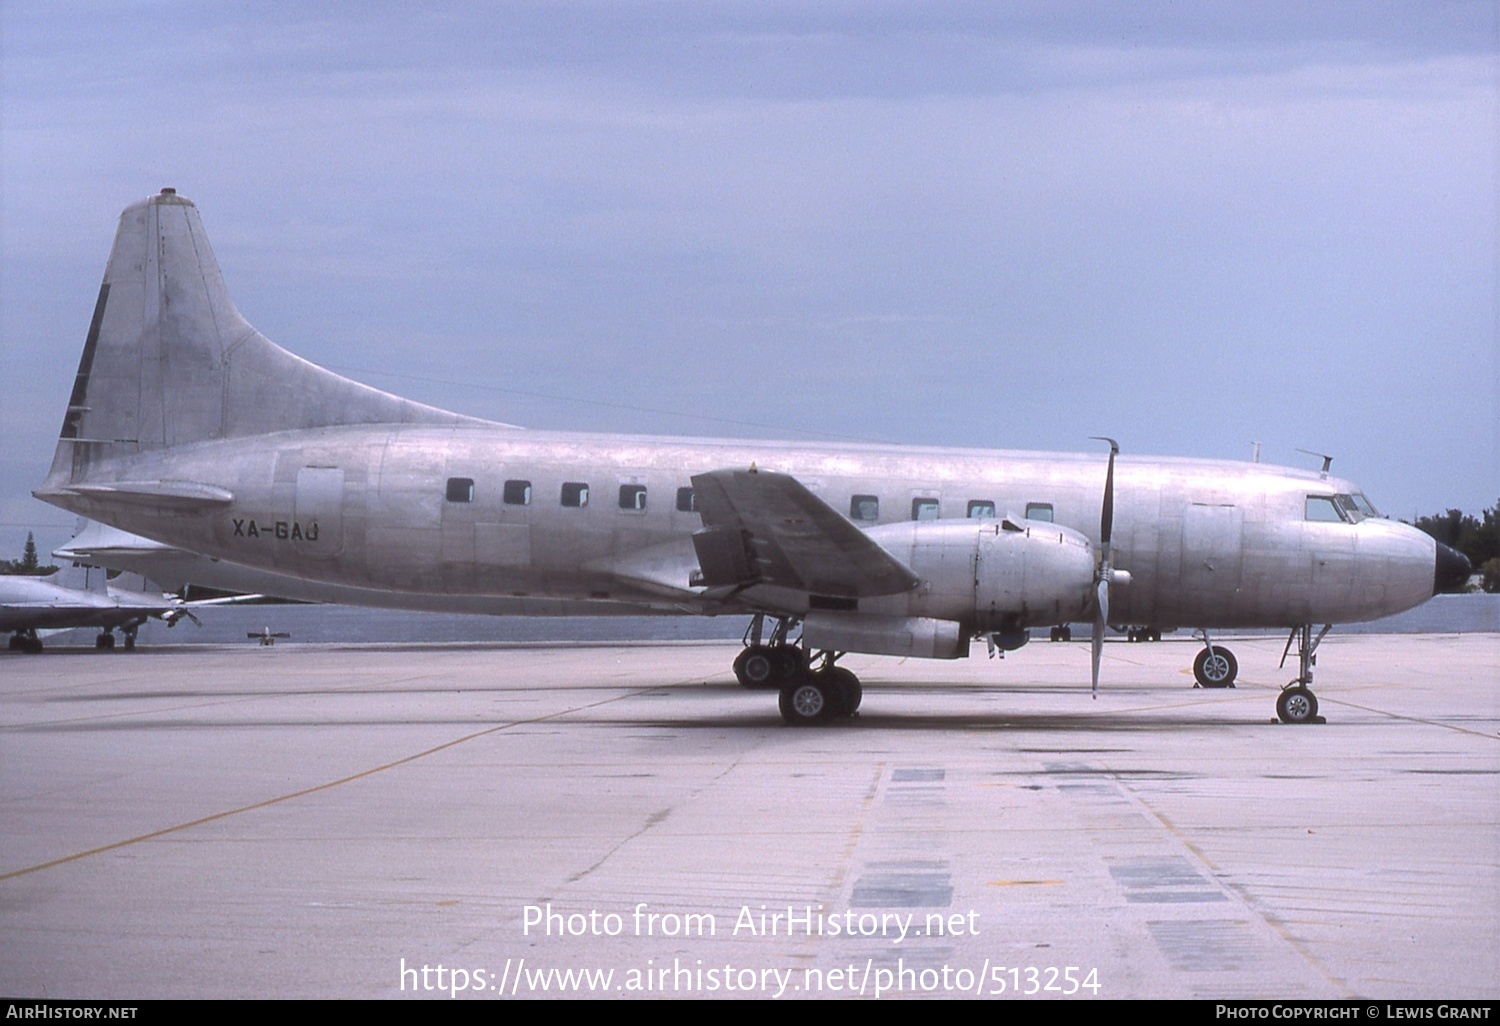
left=1276, top=686, right=1319, bottom=724
left=734, top=645, right=779, bottom=689
left=779, top=677, right=833, bottom=725
left=773, top=646, right=806, bottom=677
left=1193, top=647, right=1238, bottom=688
left=825, top=667, right=862, bottom=716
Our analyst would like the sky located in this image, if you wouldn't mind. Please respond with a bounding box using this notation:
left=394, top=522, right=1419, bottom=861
left=1, top=1, right=1496, bottom=562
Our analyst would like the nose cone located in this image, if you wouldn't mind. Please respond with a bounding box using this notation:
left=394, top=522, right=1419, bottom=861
left=1434, top=543, right=1472, bottom=594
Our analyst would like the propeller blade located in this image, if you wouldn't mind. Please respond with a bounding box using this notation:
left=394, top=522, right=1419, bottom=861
left=1088, top=437, right=1119, bottom=700
left=1091, top=436, right=1118, bottom=548
left=1091, top=578, right=1108, bottom=698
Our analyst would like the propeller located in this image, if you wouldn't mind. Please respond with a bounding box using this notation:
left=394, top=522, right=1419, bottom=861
left=1089, top=437, right=1119, bottom=698
left=162, top=605, right=202, bottom=628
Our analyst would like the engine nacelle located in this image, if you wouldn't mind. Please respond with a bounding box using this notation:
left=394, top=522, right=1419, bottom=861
left=865, top=516, right=1096, bottom=631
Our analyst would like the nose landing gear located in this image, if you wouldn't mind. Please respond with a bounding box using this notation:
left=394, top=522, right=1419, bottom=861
left=1276, top=624, right=1331, bottom=724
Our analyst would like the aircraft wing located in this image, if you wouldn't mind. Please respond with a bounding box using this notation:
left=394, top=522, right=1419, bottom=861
left=689, top=468, right=919, bottom=599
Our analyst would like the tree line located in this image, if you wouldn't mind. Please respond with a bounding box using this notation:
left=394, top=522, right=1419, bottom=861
left=0, top=533, right=58, bottom=576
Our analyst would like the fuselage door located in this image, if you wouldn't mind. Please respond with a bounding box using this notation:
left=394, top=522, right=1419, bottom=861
left=1180, top=502, right=1243, bottom=598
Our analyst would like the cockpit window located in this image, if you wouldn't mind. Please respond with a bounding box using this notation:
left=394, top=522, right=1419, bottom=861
left=1350, top=492, right=1380, bottom=518
left=1305, top=496, right=1346, bottom=523
left=1334, top=494, right=1365, bottom=522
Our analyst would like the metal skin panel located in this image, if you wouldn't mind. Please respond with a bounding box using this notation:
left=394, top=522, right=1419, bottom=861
left=33, top=191, right=1450, bottom=661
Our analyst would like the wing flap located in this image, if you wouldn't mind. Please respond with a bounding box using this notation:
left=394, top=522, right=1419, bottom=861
left=689, top=468, right=918, bottom=598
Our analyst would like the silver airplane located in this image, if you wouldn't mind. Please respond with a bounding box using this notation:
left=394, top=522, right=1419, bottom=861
left=33, top=190, right=1470, bottom=722
left=1, top=564, right=194, bottom=652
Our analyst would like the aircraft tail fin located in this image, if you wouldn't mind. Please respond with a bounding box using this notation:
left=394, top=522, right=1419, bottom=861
left=42, top=190, right=487, bottom=490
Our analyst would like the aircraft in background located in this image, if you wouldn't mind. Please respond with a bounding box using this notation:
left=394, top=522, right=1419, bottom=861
left=1, top=564, right=196, bottom=652
left=32, top=191, right=1469, bottom=721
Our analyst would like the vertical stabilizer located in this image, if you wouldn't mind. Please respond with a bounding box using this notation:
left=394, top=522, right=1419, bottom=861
left=43, top=189, right=487, bottom=490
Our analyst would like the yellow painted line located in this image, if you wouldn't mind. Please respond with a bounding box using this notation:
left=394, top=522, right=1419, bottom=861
left=986, top=879, right=1064, bottom=887
left=0, top=685, right=655, bottom=883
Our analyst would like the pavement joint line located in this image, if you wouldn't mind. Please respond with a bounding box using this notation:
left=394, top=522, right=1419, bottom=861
left=1103, top=767, right=1351, bottom=996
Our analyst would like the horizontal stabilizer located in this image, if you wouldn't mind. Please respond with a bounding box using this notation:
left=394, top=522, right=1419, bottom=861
left=41, top=480, right=235, bottom=509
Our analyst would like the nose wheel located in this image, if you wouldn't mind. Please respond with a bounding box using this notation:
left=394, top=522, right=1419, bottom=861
left=1276, top=686, right=1319, bottom=724
left=1192, top=643, right=1238, bottom=688
left=1276, top=624, right=1331, bottom=724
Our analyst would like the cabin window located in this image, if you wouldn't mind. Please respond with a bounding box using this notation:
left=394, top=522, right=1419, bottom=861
left=503, top=479, right=532, bottom=506
left=911, top=498, right=940, bottom=521
left=850, top=495, right=879, bottom=522
left=561, top=482, right=589, bottom=508
left=619, top=484, right=648, bottom=511
left=445, top=477, right=474, bottom=503
left=1025, top=502, right=1054, bottom=522
left=1305, top=496, right=1345, bottom=523
left=676, top=487, right=697, bottom=512
left=967, top=500, right=996, bottom=519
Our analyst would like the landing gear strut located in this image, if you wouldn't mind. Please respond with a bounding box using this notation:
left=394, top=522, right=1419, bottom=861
left=1276, top=624, right=1330, bottom=724
left=1192, top=630, right=1238, bottom=688
left=778, top=652, right=862, bottom=725
left=734, top=614, right=805, bottom=689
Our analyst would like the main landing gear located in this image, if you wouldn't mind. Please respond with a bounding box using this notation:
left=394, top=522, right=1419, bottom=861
left=7, top=629, right=43, bottom=653
left=1275, top=624, right=1330, bottom=725
left=93, top=626, right=138, bottom=651
left=777, top=656, right=862, bottom=726
left=732, top=616, right=863, bottom=724
left=733, top=614, right=806, bottom=689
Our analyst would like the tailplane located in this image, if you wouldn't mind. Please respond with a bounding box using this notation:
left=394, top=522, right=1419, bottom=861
left=42, top=189, right=488, bottom=490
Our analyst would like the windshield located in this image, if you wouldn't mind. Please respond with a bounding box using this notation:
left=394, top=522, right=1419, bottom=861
left=1334, top=494, right=1365, bottom=523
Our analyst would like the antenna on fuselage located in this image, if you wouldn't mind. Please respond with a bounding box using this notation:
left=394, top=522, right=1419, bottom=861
left=1296, top=449, right=1334, bottom=478
left=1252, top=442, right=1261, bottom=463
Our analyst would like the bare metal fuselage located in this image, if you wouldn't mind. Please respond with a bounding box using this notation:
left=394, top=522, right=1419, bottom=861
left=46, top=423, right=1435, bottom=635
